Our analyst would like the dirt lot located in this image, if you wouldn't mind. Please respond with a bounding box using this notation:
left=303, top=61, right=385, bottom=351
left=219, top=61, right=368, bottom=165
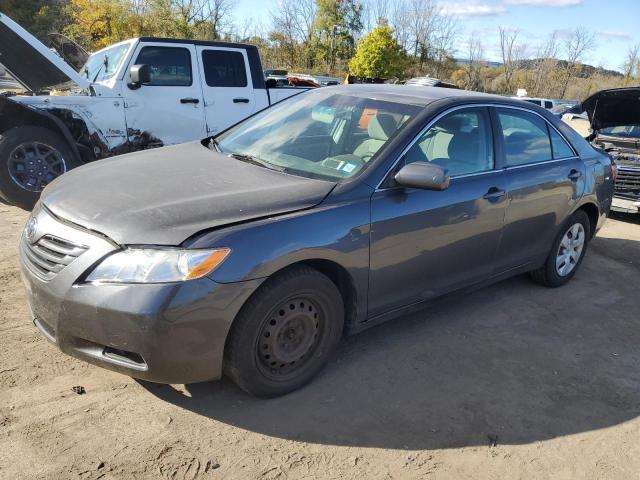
left=1, top=204, right=639, bottom=480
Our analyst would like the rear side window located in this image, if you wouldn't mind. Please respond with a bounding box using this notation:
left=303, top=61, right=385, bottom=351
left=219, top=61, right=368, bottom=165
left=404, top=107, right=494, bottom=177
left=497, top=109, right=552, bottom=166
left=201, top=50, right=248, bottom=87
left=549, top=128, right=574, bottom=159
left=135, top=46, right=192, bottom=86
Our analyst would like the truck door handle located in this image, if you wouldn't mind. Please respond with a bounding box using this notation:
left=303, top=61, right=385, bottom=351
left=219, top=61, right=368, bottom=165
left=568, top=169, right=582, bottom=181
left=483, top=187, right=506, bottom=201
left=233, top=98, right=250, bottom=103
left=180, top=97, right=200, bottom=104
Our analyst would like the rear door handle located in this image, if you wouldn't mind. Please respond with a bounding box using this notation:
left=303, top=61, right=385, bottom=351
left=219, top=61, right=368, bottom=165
left=568, top=169, right=582, bottom=181
left=483, top=187, right=506, bottom=201
left=233, top=98, right=250, bottom=103
left=180, top=97, right=200, bottom=104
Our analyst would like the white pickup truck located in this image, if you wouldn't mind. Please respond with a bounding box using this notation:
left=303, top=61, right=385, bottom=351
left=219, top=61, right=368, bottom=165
left=0, top=14, right=308, bottom=209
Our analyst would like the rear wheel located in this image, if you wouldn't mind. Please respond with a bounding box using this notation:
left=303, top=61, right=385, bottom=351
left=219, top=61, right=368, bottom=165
left=224, top=266, right=344, bottom=397
left=529, top=210, right=590, bottom=287
left=0, top=126, right=80, bottom=210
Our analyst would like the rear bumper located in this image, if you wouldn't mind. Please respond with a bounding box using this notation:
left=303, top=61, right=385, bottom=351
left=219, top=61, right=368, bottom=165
left=611, top=195, right=640, bottom=214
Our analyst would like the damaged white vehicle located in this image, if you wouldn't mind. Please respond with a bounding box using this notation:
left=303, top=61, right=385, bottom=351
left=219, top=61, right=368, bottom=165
left=0, top=14, right=309, bottom=209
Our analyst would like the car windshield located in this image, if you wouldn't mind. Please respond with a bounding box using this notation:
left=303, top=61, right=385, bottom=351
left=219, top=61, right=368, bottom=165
left=600, top=125, right=640, bottom=138
left=216, top=90, right=421, bottom=181
left=81, top=43, right=130, bottom=82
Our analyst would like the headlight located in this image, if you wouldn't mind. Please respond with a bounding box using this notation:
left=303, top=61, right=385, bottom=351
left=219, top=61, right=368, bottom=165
left=85, top=247, right=231, bottom=284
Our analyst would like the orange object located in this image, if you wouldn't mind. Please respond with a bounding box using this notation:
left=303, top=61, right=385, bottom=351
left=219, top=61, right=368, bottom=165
left=185, top=248, right=231, bottom=279
left=358, top=108, right=378, bottom=129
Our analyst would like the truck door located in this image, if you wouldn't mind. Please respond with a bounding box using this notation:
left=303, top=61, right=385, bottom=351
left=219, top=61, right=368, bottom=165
left=122, top=42, right=205, bottom=147
left=195, top=46, right=256, bottom=136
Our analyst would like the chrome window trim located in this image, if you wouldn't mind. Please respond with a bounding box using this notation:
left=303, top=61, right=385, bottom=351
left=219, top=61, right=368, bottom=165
left=376, top=102, right=579, bottom=191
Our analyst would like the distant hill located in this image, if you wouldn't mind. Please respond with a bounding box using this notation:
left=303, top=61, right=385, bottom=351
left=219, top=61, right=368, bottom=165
left=455, top=57, right=623, bottom=78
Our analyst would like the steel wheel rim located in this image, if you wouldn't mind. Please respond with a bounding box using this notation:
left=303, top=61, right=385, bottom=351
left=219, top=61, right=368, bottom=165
left=555, top=222, right=585, bottom=277
left=256, top=297, right=322, bottom=379
left=7, top=141, right=66, bottom=193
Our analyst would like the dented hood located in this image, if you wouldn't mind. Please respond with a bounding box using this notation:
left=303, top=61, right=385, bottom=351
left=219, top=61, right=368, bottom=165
left=41, top=142, right=336, bottom=245
left=0, top=13, right=90, bottom=91
left=582, top=87, right=640, bottom=131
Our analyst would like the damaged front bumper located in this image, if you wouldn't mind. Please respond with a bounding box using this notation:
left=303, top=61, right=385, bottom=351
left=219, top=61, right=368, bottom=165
left=19, top=205, right=263, bottom=384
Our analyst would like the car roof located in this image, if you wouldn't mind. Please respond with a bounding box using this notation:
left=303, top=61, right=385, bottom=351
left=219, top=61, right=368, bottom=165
left=324, top=84, right=515, bottom=107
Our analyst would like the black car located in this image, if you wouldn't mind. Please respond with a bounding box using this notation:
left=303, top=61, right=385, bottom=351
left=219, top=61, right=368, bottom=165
left=20, top=85, right=614, bottom=397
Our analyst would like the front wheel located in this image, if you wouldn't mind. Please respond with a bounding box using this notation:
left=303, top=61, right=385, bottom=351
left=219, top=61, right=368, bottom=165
left=529, top=210, right=591, bottom=287
left=0, top=126, right=80, bottom=210
left=224, top=266, right=344, bottom=397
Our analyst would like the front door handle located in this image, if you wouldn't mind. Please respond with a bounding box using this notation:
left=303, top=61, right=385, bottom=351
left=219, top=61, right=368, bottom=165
left=233, top=97, right=250, bottom=103
left=568, top=169, right=582, bottom=181
left=180, top=97, right=200, bottom=104
left=483, top=187, right=506, bottom=201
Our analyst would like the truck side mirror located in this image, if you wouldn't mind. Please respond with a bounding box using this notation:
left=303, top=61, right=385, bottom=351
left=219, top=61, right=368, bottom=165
left=128, top=64, right=151, bottom=89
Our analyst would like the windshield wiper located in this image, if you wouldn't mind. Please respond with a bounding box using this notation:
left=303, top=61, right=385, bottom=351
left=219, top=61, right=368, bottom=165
left=228, top=153, right=285, bottom=172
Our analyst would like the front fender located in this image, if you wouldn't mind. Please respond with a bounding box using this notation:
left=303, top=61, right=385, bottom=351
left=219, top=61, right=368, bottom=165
left=185, top=196, right=372, bottom=321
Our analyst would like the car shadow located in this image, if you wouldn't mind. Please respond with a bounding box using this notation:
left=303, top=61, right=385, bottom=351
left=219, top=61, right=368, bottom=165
left=139, top=235, right=640, bottom=450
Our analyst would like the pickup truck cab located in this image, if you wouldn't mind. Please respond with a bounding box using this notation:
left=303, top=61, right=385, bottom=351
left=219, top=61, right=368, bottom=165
left=0, top=13, right=307, bottom=209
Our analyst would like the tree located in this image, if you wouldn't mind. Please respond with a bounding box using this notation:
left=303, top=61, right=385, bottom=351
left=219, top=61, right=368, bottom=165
left=462, top=34, right=484, bottom=91
left=348, top=24, right=407, bottom=79
left=623, top=43, right=640, bottom=84
left=498, top=26, right=522, bottom=94
left=313, top=0, right=363, bottom=72
left=559, top=27, right=595, bottom=98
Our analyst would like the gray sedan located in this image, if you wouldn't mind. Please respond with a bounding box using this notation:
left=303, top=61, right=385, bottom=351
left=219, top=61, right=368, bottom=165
left=19, top=85, right=615, bottom=397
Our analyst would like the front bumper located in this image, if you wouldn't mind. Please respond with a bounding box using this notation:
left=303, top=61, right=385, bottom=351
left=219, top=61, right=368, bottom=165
left=19, top=205, right=263, bottom=384
left=611, top=195, right=640, bottom=214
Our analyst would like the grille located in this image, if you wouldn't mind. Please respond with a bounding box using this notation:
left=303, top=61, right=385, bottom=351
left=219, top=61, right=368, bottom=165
left=21, top=234, right=88, bottom=280
left=615, top=168, right=640, bottom=195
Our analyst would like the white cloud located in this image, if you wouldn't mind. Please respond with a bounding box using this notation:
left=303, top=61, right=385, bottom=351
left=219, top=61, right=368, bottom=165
left=598, top=31, right=632, bottom=40
left=441, top=3, right=507, bottom=16
left=505, top=0, right=581, bottom=6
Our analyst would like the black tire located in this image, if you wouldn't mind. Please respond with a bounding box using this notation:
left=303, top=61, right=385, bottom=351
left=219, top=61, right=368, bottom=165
left=529, top=210, right=591, bottom=288
left=224, top=265, right=344, bottom=397
left=0, top=126, right=80, bottom=210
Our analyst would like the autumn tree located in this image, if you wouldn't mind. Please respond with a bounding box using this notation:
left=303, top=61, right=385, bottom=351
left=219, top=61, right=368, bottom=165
left=348, top=24, right=407, bottom=79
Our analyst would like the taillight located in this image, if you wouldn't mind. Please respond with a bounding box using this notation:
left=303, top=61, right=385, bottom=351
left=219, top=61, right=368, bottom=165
left=611, top=162, right=618, bottom=181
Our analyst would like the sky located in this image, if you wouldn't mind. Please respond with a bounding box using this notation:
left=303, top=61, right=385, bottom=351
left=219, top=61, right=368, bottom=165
left=232, top=0, right=640, bottom=72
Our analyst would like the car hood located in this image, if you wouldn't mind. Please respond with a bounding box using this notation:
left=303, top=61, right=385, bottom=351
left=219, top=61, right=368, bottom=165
left=41, top=142, right=336, bottom=245
left=582, top=87, right=640, bottom=131
left=0, top=13, right=89, bottom=91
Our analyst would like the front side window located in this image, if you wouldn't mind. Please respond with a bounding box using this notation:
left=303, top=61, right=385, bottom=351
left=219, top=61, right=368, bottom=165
left=202, top=50, right=247, bottom=87
left=216, top=90, right=420, bottom=181
left=135, top=46, right=192, bottom=86
left=403, top=108, right=494, bottom=177
left=498, top=109, right=552, bottom=166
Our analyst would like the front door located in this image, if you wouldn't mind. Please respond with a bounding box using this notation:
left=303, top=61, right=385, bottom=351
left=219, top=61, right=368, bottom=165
left=368, top=107, right=507, bottom=318
left=123, top=42, right=205, bottom=147
left=492, top=107, right=585, bottom=273
left=196, top=46, right=256, bottom=136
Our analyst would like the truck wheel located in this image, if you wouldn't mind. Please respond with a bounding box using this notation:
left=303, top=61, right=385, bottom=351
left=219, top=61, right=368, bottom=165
left=0, top=126, right=80, bottom=210
left=529, top=210, right=591, bottom=287
left=224, top=265, right=344, bottom=397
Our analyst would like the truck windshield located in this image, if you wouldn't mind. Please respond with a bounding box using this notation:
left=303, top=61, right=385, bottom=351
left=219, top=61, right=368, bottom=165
left=82, top=43, right=130, bottom=82
left=216, top=90, right=421, bottom=181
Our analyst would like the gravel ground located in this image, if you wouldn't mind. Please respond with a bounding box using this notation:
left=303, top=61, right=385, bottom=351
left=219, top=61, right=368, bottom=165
left=1, top=203, right=639, bottom=479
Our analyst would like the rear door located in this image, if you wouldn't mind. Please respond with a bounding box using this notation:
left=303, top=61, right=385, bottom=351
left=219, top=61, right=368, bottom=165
left=196, top=46, right=256, bottom=135
left=122, top=42, right=205, bottom=146
left=493, top=106, right=585, bottom=273
left=368, top=106, right=507, bottom=317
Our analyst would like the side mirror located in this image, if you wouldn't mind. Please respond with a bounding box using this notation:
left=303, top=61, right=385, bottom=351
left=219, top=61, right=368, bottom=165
left=127, top=64, right=151, bottom=89
left=394, top=161, right=450, bottom=191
